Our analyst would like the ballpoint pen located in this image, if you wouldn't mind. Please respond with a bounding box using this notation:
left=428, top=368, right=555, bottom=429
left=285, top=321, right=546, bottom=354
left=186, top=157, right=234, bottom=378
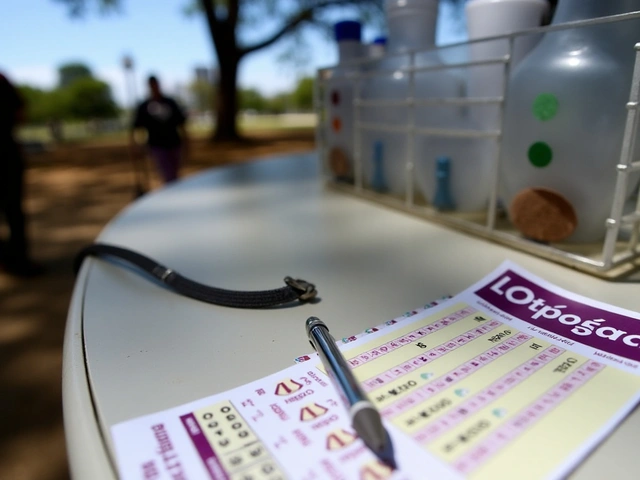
left=305, top=316, right=397, bottom=469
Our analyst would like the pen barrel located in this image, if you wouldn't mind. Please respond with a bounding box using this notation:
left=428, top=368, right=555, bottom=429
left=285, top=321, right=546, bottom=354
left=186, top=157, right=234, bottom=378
left=306, top=319, right=369, bottom=406
left=305, top=317, right=397, bottom=468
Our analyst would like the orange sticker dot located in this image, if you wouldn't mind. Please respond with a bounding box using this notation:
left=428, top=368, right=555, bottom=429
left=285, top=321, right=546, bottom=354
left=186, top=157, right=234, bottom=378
left=332, top=117, right=342, bottom=132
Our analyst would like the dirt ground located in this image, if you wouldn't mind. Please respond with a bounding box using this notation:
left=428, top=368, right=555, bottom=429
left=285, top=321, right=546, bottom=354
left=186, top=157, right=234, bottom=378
left=0, top=130, right=315, bottom=480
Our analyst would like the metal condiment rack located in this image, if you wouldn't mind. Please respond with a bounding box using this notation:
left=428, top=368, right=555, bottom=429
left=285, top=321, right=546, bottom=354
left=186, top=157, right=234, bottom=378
left=315, top=12, right=640, bottom=279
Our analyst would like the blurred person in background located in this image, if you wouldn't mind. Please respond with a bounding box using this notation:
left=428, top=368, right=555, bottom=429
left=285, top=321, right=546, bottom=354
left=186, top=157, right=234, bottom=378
left=129, top=75, right=189, bottom=185
left=0, top=72, right=43, bottom=277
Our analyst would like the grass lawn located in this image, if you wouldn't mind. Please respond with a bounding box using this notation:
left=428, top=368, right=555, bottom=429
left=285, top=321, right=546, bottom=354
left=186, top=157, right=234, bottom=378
left=18, top=113, right=317, bottom=146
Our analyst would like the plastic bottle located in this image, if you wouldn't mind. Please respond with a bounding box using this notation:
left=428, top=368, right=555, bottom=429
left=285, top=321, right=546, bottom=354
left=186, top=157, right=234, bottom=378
left=500, top=0, right=640, bottom=243
left=466, top=0, right=548, bottom=67
left=439, top=0, right=548, bottom=216
left=465, top=0, right=548, bottom=131
left=367, top=36, right=387, bottom=60
left=324, top=20, right=362, bottom=181
left=359, top=0, right=440, bottom=197
left=411, top=2, right=500, bottom=212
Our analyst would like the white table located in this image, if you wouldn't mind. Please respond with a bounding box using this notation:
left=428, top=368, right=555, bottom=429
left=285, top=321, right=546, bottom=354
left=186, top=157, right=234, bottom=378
left=63, top=152, right=640, bottom=479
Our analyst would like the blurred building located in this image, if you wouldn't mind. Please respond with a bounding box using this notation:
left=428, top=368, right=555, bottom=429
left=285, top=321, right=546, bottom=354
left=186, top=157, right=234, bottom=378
left=190, top=66, right=218, bottom=125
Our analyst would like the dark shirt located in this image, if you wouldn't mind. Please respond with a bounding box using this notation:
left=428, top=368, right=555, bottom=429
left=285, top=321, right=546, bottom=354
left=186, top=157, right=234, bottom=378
left=132, top=96, right=186, bottom=148
left=0, top=73, right=23, bottom=147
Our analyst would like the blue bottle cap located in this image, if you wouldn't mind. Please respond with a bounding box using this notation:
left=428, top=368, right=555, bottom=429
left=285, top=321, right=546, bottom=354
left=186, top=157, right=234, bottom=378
left=334, top=20, right=362, bottom=42
left=373, top=36, right=387, bottom=45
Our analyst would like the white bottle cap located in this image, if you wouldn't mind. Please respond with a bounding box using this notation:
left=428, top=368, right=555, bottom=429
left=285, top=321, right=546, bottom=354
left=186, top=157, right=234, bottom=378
left=385, top=0, right=439, bottom=16
left=385, top=0, right=439, bottom=52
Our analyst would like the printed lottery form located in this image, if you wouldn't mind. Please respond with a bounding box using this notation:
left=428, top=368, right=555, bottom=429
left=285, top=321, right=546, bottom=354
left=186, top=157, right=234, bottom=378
left=112, top=261, right=640, bottom=480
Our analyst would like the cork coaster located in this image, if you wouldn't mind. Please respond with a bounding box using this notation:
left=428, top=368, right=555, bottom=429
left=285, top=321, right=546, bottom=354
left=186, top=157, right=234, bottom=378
left=509, top=187, right=577, bottom=242
left=329, top=147, right=351, bottom=178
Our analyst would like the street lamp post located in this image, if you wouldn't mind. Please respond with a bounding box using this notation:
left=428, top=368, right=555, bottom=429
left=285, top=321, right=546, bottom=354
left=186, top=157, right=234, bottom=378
left=122, top=54, right=137, bottom=111
left=122, top=54, right=147, bottom=197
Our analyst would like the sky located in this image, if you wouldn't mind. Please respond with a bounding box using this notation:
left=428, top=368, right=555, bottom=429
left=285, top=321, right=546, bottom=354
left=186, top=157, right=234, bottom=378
left=0, top=0, right=467, bottom=108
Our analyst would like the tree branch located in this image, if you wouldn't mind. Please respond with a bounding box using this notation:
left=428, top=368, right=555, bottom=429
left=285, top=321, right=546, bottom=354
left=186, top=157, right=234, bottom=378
left=239, top=0, right=365, bottom=57
left=199, top=0, right=220, bottom=45
left=54, top=0, right=121, bottom=17
left=228, top=0, right=240, bottom=28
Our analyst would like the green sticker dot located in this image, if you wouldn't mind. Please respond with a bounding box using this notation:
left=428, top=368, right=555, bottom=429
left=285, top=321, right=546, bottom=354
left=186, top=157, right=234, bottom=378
left=532, top=93, right=559, bottom=121
left=528, top=142, right=553, bottom=167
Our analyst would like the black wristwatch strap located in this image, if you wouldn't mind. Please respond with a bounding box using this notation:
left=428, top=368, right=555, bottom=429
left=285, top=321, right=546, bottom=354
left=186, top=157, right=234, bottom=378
left=74, top=243, right=317, bottom=309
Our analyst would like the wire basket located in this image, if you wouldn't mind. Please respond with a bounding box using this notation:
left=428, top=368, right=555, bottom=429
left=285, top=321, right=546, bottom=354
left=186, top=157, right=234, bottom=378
left=315, top=11, right=640, bottom=279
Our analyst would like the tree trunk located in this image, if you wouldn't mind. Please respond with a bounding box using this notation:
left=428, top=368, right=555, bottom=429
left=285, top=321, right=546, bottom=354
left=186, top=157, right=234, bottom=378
left=213, top=53, right=241, bottom=142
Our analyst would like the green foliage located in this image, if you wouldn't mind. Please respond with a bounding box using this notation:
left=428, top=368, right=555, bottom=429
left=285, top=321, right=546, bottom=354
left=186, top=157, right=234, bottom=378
left=64, top=77, right=119, bottom=119
left=239, top=88, right=267, bottom=112
left=264, top=93, right=290, bottom=114
left=58, top=62, right=93, bottom=88
left=17, top=86, right=70, bottom=124
left=18, top=86, right=53, bottom=124
left=290, top=77, right=314, bottom=111
left=18, top=66, right=118, bottom=124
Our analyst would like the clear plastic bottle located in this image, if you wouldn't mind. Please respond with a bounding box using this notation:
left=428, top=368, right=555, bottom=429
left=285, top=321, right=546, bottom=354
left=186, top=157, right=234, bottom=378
left=324, top=20, right=362, bottom=181
left=412, top=71, right=497, bottom=212
left=466, top=0, right=548, bottom=70
left=359, top=0, right=440, bottom=197
left=367, top=36, right=387, bottom=60
left=411, top=7, right=495, bottom=212
left=465, top=0, right=548, bottom=139
left=500, top=0, right=640, bottom=243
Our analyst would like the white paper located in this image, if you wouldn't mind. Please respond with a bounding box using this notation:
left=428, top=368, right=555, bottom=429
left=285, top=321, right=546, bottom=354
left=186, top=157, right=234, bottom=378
left=112, top=261, right=640, bottom=480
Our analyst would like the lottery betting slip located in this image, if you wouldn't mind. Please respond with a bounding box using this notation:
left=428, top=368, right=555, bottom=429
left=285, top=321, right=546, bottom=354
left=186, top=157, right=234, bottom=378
left=112, top=261, right=640, bottom=480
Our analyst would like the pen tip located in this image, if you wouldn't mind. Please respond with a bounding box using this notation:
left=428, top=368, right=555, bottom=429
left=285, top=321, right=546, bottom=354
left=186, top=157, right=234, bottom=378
left=377, top=429, right=398, bottom=471
left=353, top=409, right=398, bottom=471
